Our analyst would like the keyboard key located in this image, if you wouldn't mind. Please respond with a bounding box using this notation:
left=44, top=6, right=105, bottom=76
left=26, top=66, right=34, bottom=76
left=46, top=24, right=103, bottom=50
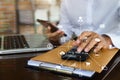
left=3, top=35, right=30, bottom=50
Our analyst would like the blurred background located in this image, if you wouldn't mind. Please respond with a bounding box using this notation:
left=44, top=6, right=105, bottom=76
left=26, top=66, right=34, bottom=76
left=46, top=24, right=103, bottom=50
left=0, top=0, right=61, bottom=34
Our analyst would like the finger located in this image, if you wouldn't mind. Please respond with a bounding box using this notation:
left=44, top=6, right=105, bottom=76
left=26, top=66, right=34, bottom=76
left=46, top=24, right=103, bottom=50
left=74, top=31, right=92, bottom=45
left=46, top=26, right=51, bottom=33
left=85, top=34, right=101, bottom=52
left=78, top=31, right=92, bottom=40
left=93, top=42, right=104, bottom=53
left=77, top=36, right=92, bottom=52
left=51, top=23, right=56, bottom=26
left=84, top=36, right=100, bottom=52
left=59, top=31, right=65, bottom=37
left=49, top=31, right=64, bottom=41
left=51, top=30, right=63, bottom=37
left=43, top=27, right=50, bottom=34
left=73, top=39, right=81, bottom=46
left=103, top=41, right=110, bottom=49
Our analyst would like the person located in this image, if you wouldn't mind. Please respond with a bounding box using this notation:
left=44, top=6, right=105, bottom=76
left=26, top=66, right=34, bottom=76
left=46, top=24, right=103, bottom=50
left=45, top=0, right=120, bottom=53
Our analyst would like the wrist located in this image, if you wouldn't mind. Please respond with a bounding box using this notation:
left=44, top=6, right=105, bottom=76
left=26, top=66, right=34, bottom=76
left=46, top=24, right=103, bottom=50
left=101, top=34, right=114, bottom=46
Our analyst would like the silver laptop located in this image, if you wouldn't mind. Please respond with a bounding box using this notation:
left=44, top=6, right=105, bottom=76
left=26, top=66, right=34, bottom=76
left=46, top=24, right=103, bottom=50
left=0, top=34, right=53, bottom=54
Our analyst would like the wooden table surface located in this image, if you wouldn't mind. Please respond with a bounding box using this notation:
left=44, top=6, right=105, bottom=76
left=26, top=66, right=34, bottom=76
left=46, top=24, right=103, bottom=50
left=0, top=53, right=79, bottom=80
left=0, top=51, right=120, bottom=80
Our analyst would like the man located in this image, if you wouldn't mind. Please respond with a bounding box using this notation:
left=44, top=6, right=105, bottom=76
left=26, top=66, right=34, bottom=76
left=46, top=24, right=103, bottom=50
left=45, top=0, right=120, bottom=53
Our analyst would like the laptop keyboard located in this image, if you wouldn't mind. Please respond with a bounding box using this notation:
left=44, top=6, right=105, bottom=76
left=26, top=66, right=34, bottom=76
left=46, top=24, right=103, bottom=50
left=3, top=35, right=30, bottom=50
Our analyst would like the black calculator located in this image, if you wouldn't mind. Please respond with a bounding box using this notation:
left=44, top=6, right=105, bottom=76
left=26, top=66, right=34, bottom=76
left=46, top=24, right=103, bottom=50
left=61, top=46, right=89, bottom=61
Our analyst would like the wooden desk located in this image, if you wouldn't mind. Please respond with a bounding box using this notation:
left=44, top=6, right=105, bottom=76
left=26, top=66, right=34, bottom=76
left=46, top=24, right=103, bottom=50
left=0, top=51, right=120, bottom=80
left=0, top=53, right=78, bottom=80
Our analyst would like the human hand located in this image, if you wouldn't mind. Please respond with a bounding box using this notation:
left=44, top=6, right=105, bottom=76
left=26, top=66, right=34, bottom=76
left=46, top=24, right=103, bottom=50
left=73, top=31, right=113, bottom=53
left=44, top=26, right=64, bottom=45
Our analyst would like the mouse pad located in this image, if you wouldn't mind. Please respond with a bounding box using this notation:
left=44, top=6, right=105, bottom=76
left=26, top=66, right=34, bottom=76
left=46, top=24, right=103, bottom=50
left=30, top=40, right=119, bottom=73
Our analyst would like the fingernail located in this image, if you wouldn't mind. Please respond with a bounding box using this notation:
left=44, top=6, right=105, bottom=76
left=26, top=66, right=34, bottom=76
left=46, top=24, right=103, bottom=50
left=94, top=50, right=97, bottom=53
left=77, top=48, right=82, bottom=53
left=85, top=48, right=89, bottom=52
left=76, top=39, right=80, bottom=44
left=48, top=26, right=51, bottom=29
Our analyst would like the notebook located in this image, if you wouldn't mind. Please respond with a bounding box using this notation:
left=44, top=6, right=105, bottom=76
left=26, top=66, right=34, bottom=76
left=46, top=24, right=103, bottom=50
left=0, top=34, right=53, bottom=54
left=27, top=40, right=119, bottom=78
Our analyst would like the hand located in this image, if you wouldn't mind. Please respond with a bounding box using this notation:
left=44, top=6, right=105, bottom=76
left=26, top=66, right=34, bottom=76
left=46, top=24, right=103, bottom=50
left=73, top=31, right=113, bottom=53
left=44, top=26, right=64, bottom=45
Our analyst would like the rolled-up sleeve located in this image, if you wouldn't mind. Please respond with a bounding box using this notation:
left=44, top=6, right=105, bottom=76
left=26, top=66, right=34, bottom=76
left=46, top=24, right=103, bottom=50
left=106, top=33, right=120, bottom=48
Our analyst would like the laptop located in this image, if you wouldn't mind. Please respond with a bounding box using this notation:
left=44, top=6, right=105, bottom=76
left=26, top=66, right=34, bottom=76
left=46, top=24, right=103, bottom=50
left=0, top=34, right=53, bottom=54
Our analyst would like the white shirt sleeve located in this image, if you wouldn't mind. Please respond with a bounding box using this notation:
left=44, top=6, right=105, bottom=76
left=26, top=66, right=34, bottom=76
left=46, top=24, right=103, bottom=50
left=57, top=0, right=73, bottom=44
left=105, top=3, right=120, bottom=48
left=106, top=34, right=120, bottom=48
left=57, top=0, right=120, bottom=48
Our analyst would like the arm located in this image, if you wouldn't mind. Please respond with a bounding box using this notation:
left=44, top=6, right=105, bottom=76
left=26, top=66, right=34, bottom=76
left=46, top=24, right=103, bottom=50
left=73, top=1, right=120, bottom=53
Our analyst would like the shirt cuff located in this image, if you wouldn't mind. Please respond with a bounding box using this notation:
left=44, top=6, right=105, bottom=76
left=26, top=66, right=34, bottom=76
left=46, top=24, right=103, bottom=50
left=105, top=33, right=120, bottom=48
left=59, top=36, right=70, bottom=44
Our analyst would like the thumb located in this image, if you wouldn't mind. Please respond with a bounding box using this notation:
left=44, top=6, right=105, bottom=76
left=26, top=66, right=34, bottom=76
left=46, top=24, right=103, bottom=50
left=52, top=30, right=63, bottom=37
left=46, top=26, right=51, bottom=33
